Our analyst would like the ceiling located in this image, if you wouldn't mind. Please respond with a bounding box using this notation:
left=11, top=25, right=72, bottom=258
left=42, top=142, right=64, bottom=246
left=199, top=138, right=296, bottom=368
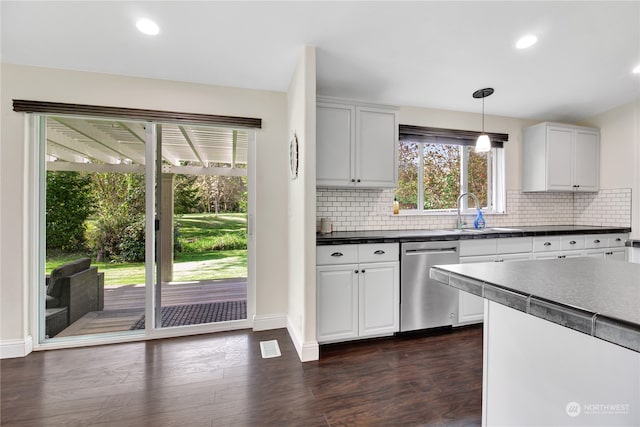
left=46, top=116, right=248, bottom=170
left=2, top=1, right=639, bottom=122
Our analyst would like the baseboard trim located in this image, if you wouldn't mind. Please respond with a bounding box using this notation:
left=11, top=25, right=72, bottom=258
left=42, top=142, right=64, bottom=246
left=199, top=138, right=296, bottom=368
left=286, top=317, right=319, bottom=362
left=253, top=313, right=287, bottom=331
left=0, top=336, right=33, bottom=359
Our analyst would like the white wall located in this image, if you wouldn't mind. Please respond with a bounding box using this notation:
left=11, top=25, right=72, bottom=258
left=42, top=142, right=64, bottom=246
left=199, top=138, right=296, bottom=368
left=584, top=100, right=640, bottom=238
left=0, top=64, right=289, bottom=350
left=286, top=46, right=318, bottom=361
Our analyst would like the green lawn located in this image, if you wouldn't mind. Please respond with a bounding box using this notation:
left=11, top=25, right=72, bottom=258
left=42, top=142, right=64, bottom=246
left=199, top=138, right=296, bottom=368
left=46, top=213, right=247, bottom=286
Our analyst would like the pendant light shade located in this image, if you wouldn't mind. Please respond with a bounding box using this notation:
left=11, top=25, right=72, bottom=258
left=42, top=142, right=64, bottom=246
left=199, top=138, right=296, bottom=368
left=475, top=134, right=491, bottom=152
left=473, top=88, right=494, bottom=153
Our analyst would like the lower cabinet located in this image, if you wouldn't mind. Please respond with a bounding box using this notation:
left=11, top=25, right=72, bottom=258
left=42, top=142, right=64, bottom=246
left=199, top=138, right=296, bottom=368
left=458, top=251, right=532, bottom=325
left=358, top=262, right=399, bottom=337
left=317, top=243, right=399, bottom=344
left=316, top=264, right=359, bottom=342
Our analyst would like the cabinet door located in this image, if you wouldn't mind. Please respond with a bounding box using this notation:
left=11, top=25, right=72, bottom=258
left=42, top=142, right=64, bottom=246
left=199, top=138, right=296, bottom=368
left=605, top=248, right=627, bottom=261
left=573, top=130, right=600, bottom=191
left=355, top=106, right=398, bottom=188
left=457, top=256, right=494, bottom=325
left=546, top=127, right=574, bottom=191
left=316, top=103, right=355, bottom=187
left=358, top=262, right=399, bottom=337
left=317, top=265, right=359, bottom=343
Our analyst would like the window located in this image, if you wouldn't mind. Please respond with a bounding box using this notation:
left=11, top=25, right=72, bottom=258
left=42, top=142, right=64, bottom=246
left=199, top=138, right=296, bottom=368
left=395, top=126, right=506, bottom=214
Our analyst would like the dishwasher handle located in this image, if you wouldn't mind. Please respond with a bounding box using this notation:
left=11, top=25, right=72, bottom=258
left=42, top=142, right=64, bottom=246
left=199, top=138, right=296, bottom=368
left=405, top=247, right=458, bottom=255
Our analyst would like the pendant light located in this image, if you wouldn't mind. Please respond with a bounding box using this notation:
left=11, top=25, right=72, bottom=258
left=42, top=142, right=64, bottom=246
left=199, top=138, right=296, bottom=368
left=473, top=87, right=494, bottom=152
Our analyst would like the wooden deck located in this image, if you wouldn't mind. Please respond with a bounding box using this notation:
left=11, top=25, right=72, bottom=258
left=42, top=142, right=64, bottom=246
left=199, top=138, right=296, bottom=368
left=56, top=278, right=247, bottom=337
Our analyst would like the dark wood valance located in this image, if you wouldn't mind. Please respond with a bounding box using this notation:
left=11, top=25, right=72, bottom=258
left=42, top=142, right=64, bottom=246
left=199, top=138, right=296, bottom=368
left=399, top=124, right=508, bottom=148
left=13, top=100, right=262, bottom=129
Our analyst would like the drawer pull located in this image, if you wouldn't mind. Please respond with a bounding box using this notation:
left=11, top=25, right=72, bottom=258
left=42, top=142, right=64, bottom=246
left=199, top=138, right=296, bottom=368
left=569, top=240, right=576, bottom=245
left=606, top=252, right=613, bottom=256
left=593, top=239, right=601, bottom=244
left=374, top=250, right=386, bottom=255
left=557, top=255, right=566, bottom=259
left=331, top=252, right=344, bottom=257
left=616, top=238, right=622, bottom=242
left=544, top=242, right=552, bottom=246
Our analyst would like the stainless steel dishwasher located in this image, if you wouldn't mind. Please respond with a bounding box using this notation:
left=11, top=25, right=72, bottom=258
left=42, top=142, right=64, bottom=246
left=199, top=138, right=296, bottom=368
left=400, top=241, right=460, bottom=332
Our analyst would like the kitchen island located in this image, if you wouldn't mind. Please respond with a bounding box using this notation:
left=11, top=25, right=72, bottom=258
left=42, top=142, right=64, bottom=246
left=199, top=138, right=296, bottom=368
left=430, top=258, right=640, bottom=426
left=430, top=258, right=639, bottom=426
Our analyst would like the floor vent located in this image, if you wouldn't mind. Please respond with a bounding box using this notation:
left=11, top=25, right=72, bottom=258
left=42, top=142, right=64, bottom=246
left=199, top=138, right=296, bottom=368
left=260, top=340, right=281, bottom=358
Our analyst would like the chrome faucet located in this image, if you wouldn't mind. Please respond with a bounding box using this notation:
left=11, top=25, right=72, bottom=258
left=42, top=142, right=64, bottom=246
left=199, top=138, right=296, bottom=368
left=457, top=192, right=479, bottom=229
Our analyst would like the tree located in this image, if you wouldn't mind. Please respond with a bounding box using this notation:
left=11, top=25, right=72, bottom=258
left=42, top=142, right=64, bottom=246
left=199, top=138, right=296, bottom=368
left=174, top=174, right=201, bottom=214
left=87, top=172, right=146, bottom=262
left=46, top=171, right=95, bottom=252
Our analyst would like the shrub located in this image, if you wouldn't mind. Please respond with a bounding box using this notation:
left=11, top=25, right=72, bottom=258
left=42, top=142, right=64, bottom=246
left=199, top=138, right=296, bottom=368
left=46, top=171, right=95, bottom=252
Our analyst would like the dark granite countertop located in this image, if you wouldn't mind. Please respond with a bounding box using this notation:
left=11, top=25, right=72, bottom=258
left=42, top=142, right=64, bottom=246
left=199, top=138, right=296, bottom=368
left=430, top=258, right=640, bottom=353
left=626, top=239, right=640, bottom=248
left=317, top=225, right=631, bottom=245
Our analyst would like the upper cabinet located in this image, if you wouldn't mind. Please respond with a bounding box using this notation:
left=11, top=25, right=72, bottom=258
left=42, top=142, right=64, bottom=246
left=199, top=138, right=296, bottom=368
left=522, top=122, right=600, bottom=192
left=317, top=98, right=398, bottom=188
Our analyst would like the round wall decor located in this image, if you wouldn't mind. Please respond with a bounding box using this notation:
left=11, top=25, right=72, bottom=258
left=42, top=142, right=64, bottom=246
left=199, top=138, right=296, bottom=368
left=289, top=131, right=299, bottom=179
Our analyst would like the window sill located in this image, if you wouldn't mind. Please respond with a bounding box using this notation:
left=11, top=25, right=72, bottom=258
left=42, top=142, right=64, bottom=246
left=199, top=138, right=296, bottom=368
left=391, top=210, right=507, bottom=217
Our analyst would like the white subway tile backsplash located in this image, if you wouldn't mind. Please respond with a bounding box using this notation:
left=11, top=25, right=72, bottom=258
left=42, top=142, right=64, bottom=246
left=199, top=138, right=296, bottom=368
left=316, top=187, right=632, bottom=232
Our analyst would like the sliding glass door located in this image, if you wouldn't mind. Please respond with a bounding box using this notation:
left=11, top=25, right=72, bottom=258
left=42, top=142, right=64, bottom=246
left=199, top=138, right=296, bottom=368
left=36, top=114, right=253, bottom=343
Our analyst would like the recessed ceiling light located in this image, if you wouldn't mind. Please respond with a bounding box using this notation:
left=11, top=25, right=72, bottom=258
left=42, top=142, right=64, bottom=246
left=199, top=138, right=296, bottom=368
left=516, top=35, right=537, bottom=49
left=633, top=64, right=640, bottom=74
left=136, top=18, right=159, bottom=36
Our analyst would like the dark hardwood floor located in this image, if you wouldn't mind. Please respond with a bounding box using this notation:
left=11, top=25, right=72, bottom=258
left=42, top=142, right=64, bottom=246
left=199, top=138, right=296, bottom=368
left=1, top=326, right=482, bottom=426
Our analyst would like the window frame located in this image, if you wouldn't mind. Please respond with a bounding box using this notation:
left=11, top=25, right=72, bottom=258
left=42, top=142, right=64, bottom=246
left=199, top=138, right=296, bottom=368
left=397, top=140, right=505, bottom=215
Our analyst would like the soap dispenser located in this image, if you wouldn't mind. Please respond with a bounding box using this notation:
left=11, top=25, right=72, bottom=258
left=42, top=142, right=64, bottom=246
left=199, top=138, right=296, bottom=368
left=393, top=197, right=400, bottom=215
left=474, top=209, right=486, bottom=229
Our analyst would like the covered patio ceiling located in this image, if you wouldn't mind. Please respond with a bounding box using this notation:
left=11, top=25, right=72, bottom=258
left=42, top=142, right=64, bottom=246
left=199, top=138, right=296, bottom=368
left=45, top=116, right=248, bottom=177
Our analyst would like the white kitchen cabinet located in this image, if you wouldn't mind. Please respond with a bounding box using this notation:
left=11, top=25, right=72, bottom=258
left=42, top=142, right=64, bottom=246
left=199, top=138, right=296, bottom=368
left=316, top=98, right=398, bottom=188
left=316, top=243, right=399, bottom=343
left=458, top=238, right=534, bottom=325
left=522, top=122, right=600, bottom=192
left=585, top=248, right=627, bottom=261
left=358, top=261, right=399, bottom=337
left=317, top=264, right=359, bottom=342
left=532, top=233, right=628, bottom=261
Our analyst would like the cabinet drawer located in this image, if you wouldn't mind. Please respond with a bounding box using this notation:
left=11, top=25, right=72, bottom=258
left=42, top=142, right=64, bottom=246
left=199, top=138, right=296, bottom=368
left=460, top=239, right=497, bottom=256
left=496, top=237, right=532, bottom=254
left=317, top=245, right=358, bottom=265
left=585, top=234, right=608, bottom=249
left=561, top=235, right=585, bottom=251
left=533, top=236, right=561, bottom=252
left=608, top=233, right=628, bottom=247
left=358, top=243, right=399, bottom=263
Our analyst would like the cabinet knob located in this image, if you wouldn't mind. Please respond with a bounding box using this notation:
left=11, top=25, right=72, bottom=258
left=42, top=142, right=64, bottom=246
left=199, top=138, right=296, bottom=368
left=357, top=179, right=361, bottom=183
left=354, top=270, right=359, bottom=274
left=594, top=239, right=601, bottom=244
left=569, top=241, right=576, bottom=245
left=351, top=179, right=356, bottom=183
left=374, top=250, right=385, bottom=255
left=544, top=242, right=552, bottom=246
left=361, top=269, right=365, bottom=273
left=616, top=238, right=622, bottom=242
left=331, top=252, right=344, bottom=257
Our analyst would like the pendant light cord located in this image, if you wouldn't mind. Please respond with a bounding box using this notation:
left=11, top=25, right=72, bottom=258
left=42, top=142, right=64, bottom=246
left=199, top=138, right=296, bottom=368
left=482, top=97, right=485, bottom=134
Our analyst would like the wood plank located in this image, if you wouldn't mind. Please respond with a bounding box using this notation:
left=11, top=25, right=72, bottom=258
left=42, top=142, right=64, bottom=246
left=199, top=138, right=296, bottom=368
left=1, top=327, right=483, bottom=426
left=55, top=279, right=247, bottom=337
